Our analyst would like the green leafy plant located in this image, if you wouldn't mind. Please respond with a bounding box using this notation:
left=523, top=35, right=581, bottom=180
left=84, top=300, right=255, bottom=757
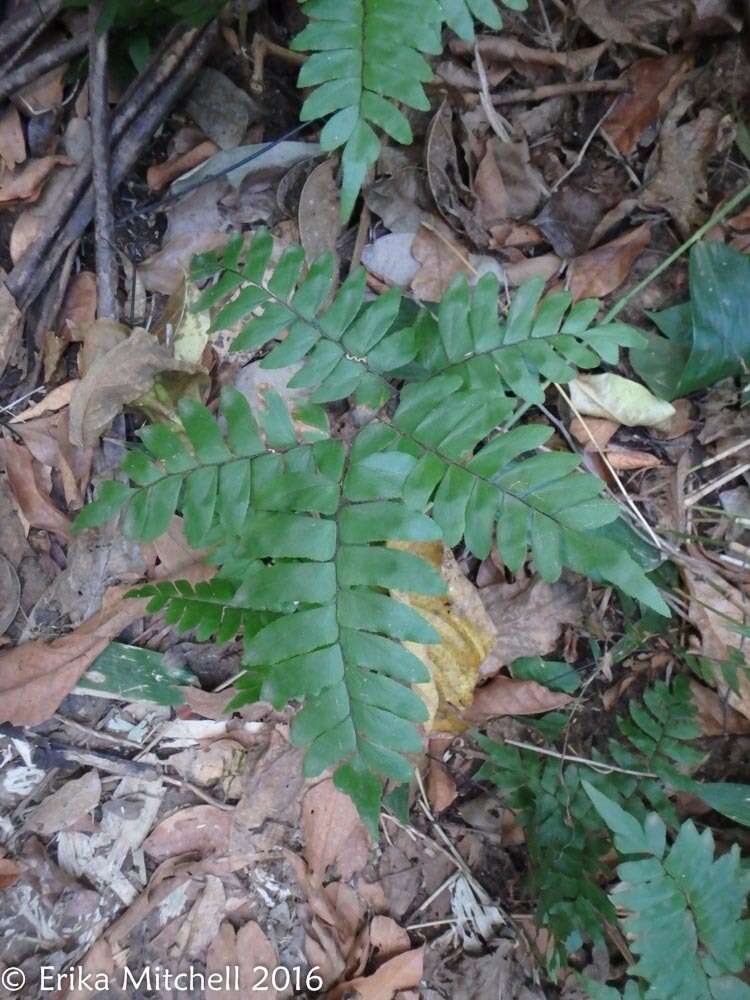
left=582, top=782, right=750, bottom=1000
left=476, top=677, right=750, bottom=968
left=75, top=230, right=668, bottom=835
left=291, top=0, right=529, bottom=220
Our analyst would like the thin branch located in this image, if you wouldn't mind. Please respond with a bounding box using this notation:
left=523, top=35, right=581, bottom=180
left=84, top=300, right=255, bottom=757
left=493, top=78, right=627, bottom=105
left=0, top=33, right=88, bottom=103
left=89, top=3, right=118, bottom=319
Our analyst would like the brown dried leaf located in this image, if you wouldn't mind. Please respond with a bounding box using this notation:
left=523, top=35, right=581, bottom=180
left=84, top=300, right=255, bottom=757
left=686, top=573, right=750, bottom=722
left=604, top=448, right=661, bottom=470
left=26, top=770, right=101, bottom=836
left=568, top=223, right=651, bottom=301
left=479, top=575, right=584, bottom=677
left=333, top=946, right=424, bottom=1000
left=0, top=105, right=26, bottom=171
left=0, top=434, right=70, bottom=536
left=569, top=416, right=619, bottom=450
left=410, top=224, right=471, bottom=301
left=689, top=679, right=750, bottom=736
left=0, top=857, right=20, bottom=889
left=640, top=108, right=726, bottom=238
left=0, top=155, right=72, bottom=206
left=299, top=158, right=341, bottom=265
left=465, top=676, right=573, bottom=721
left=143, top=805, right=232, bottom=861
left=475, top=147, right=508, bottom=227
left=303, top=778, right=370, bottom=885
left=17, top=60, right=68, bottom=111
left=59, top=271, right=98, bottom=338
left=68, top=324, right=194, bottom=446
left=573, top=0, right=690, bottom=42
left=0, top=583, right=144, bottom=724
left=426, top=759, right=457, bottom=814
left=0, top=278, right=23, bottom=377
left=534, top=185, right=605, bottom=258
left=603, top=56, right=690, bottom=155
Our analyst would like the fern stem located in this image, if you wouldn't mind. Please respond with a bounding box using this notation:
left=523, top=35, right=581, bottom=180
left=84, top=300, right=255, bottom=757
left=500, top=738, right=658, bottom=779
left=604, top=180, right=750, bottom=323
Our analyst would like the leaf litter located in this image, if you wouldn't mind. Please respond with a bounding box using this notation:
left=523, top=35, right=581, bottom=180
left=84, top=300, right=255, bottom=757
left=1, top=1, right=750, bottom=997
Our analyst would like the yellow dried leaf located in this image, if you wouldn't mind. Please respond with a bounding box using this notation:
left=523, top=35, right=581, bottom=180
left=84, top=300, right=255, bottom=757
left=391, top=542, right=496, bottom=732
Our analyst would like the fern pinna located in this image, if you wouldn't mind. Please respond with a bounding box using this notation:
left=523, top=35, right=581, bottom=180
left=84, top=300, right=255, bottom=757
left=74, top=229, right=668, bottom=835
left=292, top=0, right=529, bottom=220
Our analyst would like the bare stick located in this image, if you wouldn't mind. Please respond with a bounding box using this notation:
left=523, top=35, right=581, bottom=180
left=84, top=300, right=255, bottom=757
left=10, top=22, right=219, bottom=312
left=0, top=0, right=62, bottom=63
left=89, top=4, right=117, bottom=319
left=6, top=25, right=201, bottom=310
left=0, top=33, right=88, bottom=102
left=493, top=78, right=628, bottom=105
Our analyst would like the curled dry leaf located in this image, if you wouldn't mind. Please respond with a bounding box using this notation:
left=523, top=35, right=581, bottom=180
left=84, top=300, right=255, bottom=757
left=603, top=56, right=690, bottom=155
left=146, top=139, right=219, bottom=191
left=568, top=223, right=651, bottom=301
left=0, top=278, right=23, bottom=377
left=465, top=676, right=572, bottom=722
left=0, top=105, right=26, bottom=171
left=426, top=758, right=457, bottom=814
left=392, top=542, right=497, bottom=732
left=604, top=448, right=661, bottom=470
left=0, top=155, right=73, bottom=206
left=299, top=158, right=341, bottom=266
left=332, top=947, right=424, bottom=1000
left=0, top=434, right=71, bottom=536
left=11, top=380, right=78, bottom=423
left=426, top=100, right=486, bottom=246
left=68, top=323, right=195, bottom=446
left=569, top=373, right=676, bottom=428
left=0, top=554, right=20, bottom=635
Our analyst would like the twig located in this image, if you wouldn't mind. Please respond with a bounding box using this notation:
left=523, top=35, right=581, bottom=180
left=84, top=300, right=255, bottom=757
left=0, top=0, right=61, bottom=63
left=89, top=3, right=117, bottom=319
left=501, top=738, right=658, bottom=778
left=474, top=43, right=511, bottom=142
left=493, top=78, right=627, bottom=105
left=604, top=179, right=750, bottom=322
left=250, top=32, right=306, bottom=94
left=8, top=23, right=217, bottom=312
left=0, top=33, right=88, bottom=103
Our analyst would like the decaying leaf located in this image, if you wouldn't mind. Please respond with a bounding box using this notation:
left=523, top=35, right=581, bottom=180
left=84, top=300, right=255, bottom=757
left=0, top=434, right=71, bottom=536
left=0, top=277, right=22, bottom=377
left=68, top=323, right=194, bottom=446
left=143, top=804, right=232, bottom=861
left=640, top=108, right=727, bottom=237
left=568, top=224, right=651, bottom=301
left=0, top=105, right=26, bottom=171
left=479, top=575, right=585, bottom=677
left=332, top=946, right=424, bottom=1000
left=26, top=770, right=102, bottom=837
left=392, top=542, right=497, bottom=732
left=569, top=372, right=676, bottom=428
left=686, top=573, right=750, bottom=722
left=0, top=155, right=72, bottom=206
left=603, top=56, right=690, bottom=155
left=689, top=679, right=750, bottom=736
left=303, top=778, right=370, bottom=885
left=465, top=676, right=573, bottom=722
left=299, top=158, right=341, bottom=266
left=411, top=224, right=472, bottom=301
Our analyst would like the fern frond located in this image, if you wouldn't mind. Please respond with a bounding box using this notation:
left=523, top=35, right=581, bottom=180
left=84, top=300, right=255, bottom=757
left=202, top=233, right=646, bottom=410
left=73, top=386, right=278, bottom=543
left=584, top=783, right=750, bottom=1000
left=291, top=0, right=529, bottom=219
left=128, top=579, right=257, bottom=643
left=292, top=0, right=442, bottom=221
